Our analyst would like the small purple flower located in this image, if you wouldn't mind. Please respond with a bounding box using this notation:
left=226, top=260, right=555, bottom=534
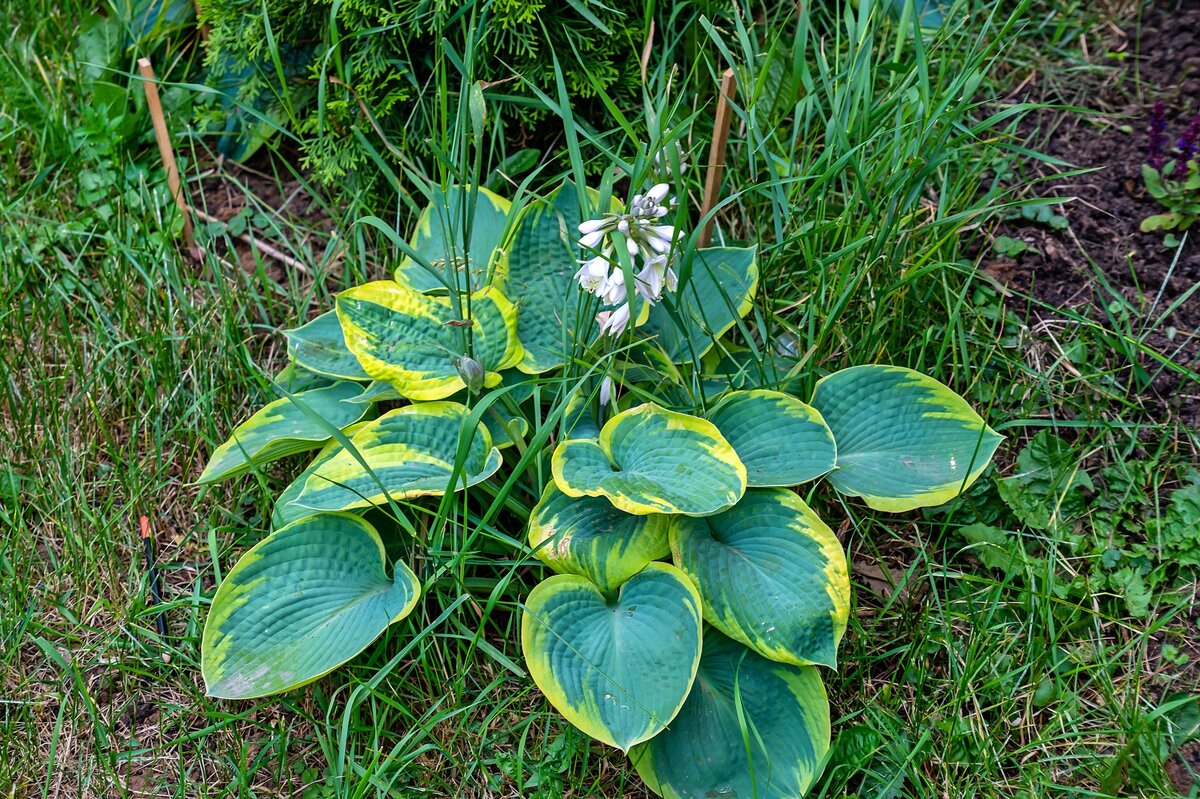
left=1149, top=101, right=1168, bottom=170
left=1176, top=116, right=1200, bottom=175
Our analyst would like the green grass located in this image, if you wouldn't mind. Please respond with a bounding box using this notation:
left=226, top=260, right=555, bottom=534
left=2, top=0, right=1198, bottom=797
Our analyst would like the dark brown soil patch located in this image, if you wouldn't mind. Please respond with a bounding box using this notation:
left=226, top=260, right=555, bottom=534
left=986, top=1, right=1200, bottom=428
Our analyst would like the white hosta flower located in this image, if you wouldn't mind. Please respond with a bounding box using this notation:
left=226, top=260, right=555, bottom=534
left=599, top=376, right=617, bottom=408
left=573, top=183, right=683, bottom=338
left=596, top=303, right=631, bottom=337
left=574, top=251, right=612, bottom=292
left=599, top=267, right=627, bottom=306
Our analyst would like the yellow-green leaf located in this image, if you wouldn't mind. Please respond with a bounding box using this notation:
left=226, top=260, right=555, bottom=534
left=198, top=382, right=369, bottom=484
left=337, top=280, right=522, bottom=401
left=202, top=513, right=420, bottom=699
left=293, top=401, right=502, bottom=513
left=394, top=185, right=512, bottom=293
left=631, top=629, right=831, bottom=799
left=670, top=489, right=849, bottom=668
left=551, top=403, right=747, bottom=516
left=528, top=483, right=671, bottom=591
left=521, top=563, right=703, bottom=752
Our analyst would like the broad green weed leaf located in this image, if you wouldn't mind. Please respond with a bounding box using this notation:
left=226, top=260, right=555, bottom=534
left=521, top=562, right=702, bottom=751
left=552, top=403, right=746, bottom=516
left=631, top=629, right=831, bottom=799
left=202, top=513, right=420, bottom=699
left=810, top=365, right=1001, bottom=511
left=198, top=382, right=369, bottom=484
left=707, top=390, right=836, bottom=487
left=995, top=431, right=1092, bottom=531
left=337, top=280, right=522, bottom=401
left=528, top=483, right=671, bottom=591
left=394, top=185, right=511, bottom=293
left=285, top=311, right=371, bottom=381
left=292, top=401, right=502, bottom=513
left=670, top=489, right=849, bottom=668
left=643, top=246, right=758, bottom=363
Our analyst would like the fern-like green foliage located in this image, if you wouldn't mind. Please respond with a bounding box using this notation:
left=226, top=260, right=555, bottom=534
left=195, top=0, right=709, bottom=183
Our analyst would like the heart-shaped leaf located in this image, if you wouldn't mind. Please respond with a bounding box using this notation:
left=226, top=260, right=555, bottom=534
left=707, top=390, right=836, bottom=487
left=552, top=403, right=746, bottom=516
left=293, top=401, right=502, bottom=513
left=810, top=365, right=1002, bottom=511
left=393, top=185, right=512, bottom=293
left=202, top=513, right=421, bottom=699
left=284, top=311, right=371, bottom=381
left=521, top=562, right=703, bottom=751
left=643, top=246, right=758, bottom=363
left=670, top=489, right=849, bottom=668
left=337, top=280, right=522, bottom=401
left=528, top=483, right=671, bottom=591
left=631, top=629, right=831, bottom=799
left=198, top=381, right=369, bottom=484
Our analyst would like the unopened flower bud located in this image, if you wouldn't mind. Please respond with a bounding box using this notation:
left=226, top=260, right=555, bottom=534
left=454, top=355, right=485, bottom=392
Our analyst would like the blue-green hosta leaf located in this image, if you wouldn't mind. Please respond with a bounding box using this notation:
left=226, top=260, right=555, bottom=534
left=643, top=246, right=758, bottom=363
left=528, top=483, right=671, bottom=591
left=505, top=181, right=594, bottom=373
left=284, top=311, right=371, bottom=381
left=337, top=280, right=522, bottom=401
left=552, top=403, right=747, bottom=516
left=521, top=563, right=703, bottom=751
left=670, top=489, right=849, bottom=668
left=197, top=382, right=369, bottom=484
left=202, top=513, right=420, bottom=699
left=707, top=390, right=836, bottom=487
left=292, top=401, right=502, bottom=513
left=810, top=365, right=1002, bottom=512
left=394, top=185, right=512, bottom=293
left=345, top=380, right=403, bottom=405
left=631, top=629, right=831, bottom=799
left=270, top=421, right=370, bottom=528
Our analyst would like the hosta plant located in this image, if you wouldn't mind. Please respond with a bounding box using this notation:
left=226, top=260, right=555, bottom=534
left=198, top=181, right=1001, bottom=797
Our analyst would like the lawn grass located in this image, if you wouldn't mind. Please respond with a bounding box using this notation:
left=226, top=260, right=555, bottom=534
left=2, top=1, right=1197, bottom=797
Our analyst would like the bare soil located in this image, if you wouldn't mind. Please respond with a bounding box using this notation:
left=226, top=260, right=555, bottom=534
left=985, top=1, right=1200, bottom=428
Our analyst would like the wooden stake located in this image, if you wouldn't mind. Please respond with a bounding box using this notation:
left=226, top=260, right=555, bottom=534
left=698, top=68, right=737, bottom=248
left=137, top=58, right=195, bottom=252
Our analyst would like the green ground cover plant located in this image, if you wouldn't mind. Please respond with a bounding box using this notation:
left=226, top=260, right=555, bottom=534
left=2, top=0, right=1198, bottom=797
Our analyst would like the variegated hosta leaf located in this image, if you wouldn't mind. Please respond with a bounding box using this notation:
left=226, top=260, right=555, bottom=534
left=337, top=280, right=522, bottom=401
left=506, top=181, right=593, bottom=373
left=643, top=246, right=758, bottom=363
left=284, top=310, right=371, bottom=381
left=707, top=390, right=836, bottom=487
left=552, top=403, right=747, bottom=517
left=561, top=383, right=601, bottom=440
left=345, top=380, right=402, bottom=405
left=198, top=381, right=369, bottom=484
left=521, top=563, right=703, bottom=752
left=631, top=629, right=831, bottom=799
left=202, top=513, right=420, bottom=699
left=394, top=185, right=512, bottom=293
left=528, top=483, right=671, bottom=591
left=810, top=365, right=1002, bottom=512
left=292, top=401, right=502, bottom=513
left=271, top=421, right=370, bottom=529
left=669, top=489, right=849, bottom=668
